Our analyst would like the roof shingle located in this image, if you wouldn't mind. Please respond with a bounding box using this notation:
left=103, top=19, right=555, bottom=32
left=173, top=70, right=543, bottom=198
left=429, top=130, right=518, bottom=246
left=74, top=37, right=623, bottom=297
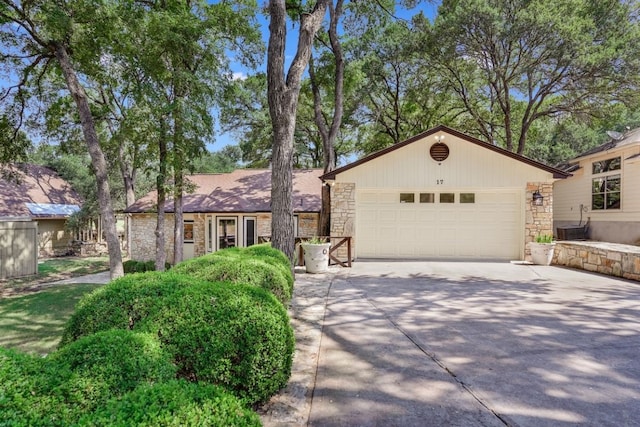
left=126, top=169, right=324, bottom=214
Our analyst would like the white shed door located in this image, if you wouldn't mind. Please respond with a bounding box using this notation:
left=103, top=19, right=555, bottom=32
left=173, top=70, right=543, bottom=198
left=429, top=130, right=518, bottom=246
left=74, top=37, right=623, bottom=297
left=356, top=190, right=522, bottom=259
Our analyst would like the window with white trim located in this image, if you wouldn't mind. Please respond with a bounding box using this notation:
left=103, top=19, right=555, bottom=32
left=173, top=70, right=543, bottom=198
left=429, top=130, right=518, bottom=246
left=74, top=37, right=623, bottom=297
left=592, top=157, right=621, bottom=210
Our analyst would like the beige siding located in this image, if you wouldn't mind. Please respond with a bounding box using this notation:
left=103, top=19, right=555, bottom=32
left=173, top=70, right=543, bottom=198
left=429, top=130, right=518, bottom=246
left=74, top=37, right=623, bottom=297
left=554, top=146, right=640, bottom=223
left=0, top=221, right=38, bottom=279
left=37, top=219, right=74, bottom=257
left=337, top=134, right=554, bottom=188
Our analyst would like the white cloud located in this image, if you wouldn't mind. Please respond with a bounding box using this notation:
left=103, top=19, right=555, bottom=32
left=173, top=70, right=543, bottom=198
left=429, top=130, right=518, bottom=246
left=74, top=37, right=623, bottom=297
left=232, top=72, right=248, bottom=81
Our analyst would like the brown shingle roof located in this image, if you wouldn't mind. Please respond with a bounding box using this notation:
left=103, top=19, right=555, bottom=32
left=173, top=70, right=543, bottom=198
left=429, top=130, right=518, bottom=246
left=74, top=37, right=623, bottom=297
left=125, top=169, right=324, bottom=214
left=0, top=164, right=83, bottom=219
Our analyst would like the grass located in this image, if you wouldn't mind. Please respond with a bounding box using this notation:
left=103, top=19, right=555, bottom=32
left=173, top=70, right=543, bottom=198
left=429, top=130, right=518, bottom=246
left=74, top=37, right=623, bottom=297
left=0, top=283, right=104, bottom=355
left=1, top=256, right=109, bottom=295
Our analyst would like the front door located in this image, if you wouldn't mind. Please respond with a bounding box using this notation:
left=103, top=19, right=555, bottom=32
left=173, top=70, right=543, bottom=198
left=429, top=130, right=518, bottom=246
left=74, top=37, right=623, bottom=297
left=183, top=220, right=195, bottom=260
left=217, top=217, right=237, bottom=250
left=244, top=217, right=257, bottom=247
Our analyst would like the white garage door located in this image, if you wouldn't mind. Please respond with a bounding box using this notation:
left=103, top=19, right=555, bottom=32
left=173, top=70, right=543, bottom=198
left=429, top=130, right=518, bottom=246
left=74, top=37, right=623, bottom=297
left=356, top=190, right=522, bottom=259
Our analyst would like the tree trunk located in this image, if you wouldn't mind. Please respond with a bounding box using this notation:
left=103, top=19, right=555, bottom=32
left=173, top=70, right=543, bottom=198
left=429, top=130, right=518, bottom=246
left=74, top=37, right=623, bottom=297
left=267, top=0, right=329, bottom=264
left=155, top=120, right=168, bottom=271
left=172, top=104, right=184, bottom=264
left=310, top=0, right=344, bottom=237
left=54, top=43, right=124, bottom=280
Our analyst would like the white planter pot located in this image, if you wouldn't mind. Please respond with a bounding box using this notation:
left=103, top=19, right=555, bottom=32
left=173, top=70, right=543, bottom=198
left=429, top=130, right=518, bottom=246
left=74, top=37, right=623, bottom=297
left=301, top=243, right=331, bottom=273
left=530, top=242, right=556, bottom=265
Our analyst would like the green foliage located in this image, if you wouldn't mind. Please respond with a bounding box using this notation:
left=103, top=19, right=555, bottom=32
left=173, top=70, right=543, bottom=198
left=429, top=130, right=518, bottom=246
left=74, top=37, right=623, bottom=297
left=82, top=380, right=261, bottom=427
left=123, top=260, right=171, bottom=274
left=60, top=272, right=193, bottom=346
left=173, top=245, right=294, bottom=304
left=174, top=255, right=292, bottom=305
left=50, top=330, right=176, bottom=399
left=146, top=281, right=294, bottom=403
left=535, top=234, right=554, bottom=244
left=60, top=272, right=295, bottom=404
left=0, top=330, right=176, bottom=426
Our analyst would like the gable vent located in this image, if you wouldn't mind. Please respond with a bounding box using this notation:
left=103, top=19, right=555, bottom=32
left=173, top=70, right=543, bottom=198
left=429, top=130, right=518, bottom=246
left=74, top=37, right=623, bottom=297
left=430, top=143, right=450, bottom=162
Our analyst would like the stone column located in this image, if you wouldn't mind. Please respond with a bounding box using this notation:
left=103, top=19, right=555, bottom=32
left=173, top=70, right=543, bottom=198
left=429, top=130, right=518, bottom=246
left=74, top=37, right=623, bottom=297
left=330, top=182, right=356, bottom=260
left=525, top=182, right=553, bottom=260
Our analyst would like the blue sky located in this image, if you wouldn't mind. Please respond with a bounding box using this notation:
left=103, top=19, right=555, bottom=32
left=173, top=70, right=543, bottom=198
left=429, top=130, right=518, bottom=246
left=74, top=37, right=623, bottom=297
left=209, top=1, right=439, bottom=152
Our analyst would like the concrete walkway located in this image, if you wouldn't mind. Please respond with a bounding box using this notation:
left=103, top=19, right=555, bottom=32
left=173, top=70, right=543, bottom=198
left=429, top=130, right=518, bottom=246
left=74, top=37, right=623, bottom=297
left=308, top=261, right=640, bottom=427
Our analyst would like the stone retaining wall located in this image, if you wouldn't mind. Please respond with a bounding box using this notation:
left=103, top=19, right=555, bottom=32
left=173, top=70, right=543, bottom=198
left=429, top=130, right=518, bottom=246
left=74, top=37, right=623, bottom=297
left=553, top=241, right=640, bottom=282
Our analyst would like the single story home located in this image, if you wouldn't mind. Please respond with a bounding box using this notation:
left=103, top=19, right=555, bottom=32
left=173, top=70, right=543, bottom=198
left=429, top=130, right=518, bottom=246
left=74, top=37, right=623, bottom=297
left=0, top=163, right=82, bottom=258
left=322, top=125, right=570, bottom=261
left=125, top=168, right=323, bottom=262
left=554, top=128, right=640, bottom=245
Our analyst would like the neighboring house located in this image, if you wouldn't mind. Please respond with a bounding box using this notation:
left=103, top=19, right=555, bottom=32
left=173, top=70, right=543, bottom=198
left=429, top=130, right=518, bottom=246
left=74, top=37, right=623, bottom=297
left=554, top=128, right=640, bottom=245
left=0, top=163, right=82, bottom=267
left=321, top=125, right=570, bottom=261
left=126, top=168, right=323, bottom=262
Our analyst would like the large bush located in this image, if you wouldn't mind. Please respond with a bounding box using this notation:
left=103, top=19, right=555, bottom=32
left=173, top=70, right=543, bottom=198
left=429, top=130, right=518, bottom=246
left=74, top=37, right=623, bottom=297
left=173, top=255, right=292, bottom=305
left=82, top=380, right=261, bottom=427
left=50, top=329, right=176, bottom=402
left=173, top=245, right=294, bottom=305
left=0, top=346, right=71, bottom=426
left=60, top=274, right=294, bottom=404
left=60, top=272, right=193, bottom=346
left=0, top=331, right=176, bottom=426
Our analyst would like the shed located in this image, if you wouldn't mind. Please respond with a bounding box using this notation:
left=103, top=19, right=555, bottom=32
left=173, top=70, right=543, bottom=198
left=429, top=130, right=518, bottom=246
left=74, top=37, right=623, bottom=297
left=0, top=219, right=38, bottom=279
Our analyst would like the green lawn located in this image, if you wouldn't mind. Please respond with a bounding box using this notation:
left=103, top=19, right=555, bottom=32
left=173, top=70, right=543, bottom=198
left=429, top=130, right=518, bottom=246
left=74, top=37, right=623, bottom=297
left=0, top=283, right=103, bottom=355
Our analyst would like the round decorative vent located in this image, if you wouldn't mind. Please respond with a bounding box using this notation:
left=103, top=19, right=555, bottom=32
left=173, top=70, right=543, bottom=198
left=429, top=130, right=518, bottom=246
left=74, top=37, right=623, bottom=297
left=430, top=143, right=450, bottom=162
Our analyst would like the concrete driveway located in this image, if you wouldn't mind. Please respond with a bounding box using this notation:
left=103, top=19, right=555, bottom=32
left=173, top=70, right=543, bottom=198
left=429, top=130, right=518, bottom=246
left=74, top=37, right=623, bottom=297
left=309, top=261, right=640, bottom=427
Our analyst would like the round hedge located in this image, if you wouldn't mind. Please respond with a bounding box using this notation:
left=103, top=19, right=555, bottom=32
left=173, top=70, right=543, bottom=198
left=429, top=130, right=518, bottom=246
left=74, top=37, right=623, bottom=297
left=0, top=346, right=73, bottom=426
left=60, top=272, right=194, bottom=347
left=173, top=255, right=292, bottom=305
left=0, top=330, right=177, bottom=426
left=60, top=273, right=294, bottom=404
left=82, top=380, right=261, bottom=427
left=50, top=329, right=176, bottom=400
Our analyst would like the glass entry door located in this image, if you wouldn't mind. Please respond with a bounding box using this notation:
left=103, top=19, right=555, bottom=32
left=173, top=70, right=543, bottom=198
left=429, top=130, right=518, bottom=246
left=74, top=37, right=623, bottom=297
left=244, top=217, right=257, bottom=247
left=217, top=217, right=237, bottom=250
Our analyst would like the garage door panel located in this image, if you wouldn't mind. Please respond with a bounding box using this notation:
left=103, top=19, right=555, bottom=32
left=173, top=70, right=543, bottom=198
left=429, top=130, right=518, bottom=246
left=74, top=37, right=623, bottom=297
left=356, top=190, right=522, bottom=259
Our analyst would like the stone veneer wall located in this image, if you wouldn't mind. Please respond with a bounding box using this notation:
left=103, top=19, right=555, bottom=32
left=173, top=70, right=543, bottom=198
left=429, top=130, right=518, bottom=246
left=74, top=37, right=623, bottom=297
left=132, top=212, right=319, bottom=262
left=553, top=241, right=640, bottom=282
left=330, top=182, right=355, bottom=260
left=525, top=182, right=553, bottom=261
left=129, top=213, right=175, bottom=262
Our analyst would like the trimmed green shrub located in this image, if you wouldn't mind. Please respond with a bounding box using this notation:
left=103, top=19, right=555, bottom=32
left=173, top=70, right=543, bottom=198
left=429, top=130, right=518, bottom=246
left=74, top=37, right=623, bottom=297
left=123, top=260, right=170, bottom=274
left=140, top=281, right=294, bottom=403
left=60, top=272, right=193, bottom=346
left=61, top=274, right=294, bottom=404
left=82, top=380, right=261, bottom=426
left=0, top=346, right=73, bottom=426
left=51, top=330, right=176, bottom=400
left=0, top=330, right=177, bottom=426
left=174, top=256, right=292, bottom=305
left=242, top=243, right=291, bottom=270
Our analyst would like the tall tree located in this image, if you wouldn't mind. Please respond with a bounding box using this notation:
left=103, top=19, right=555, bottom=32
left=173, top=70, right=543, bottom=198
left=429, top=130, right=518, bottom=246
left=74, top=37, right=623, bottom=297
left=308, top=0, right=344, bottom=236
left=424, top=0, right=640, bottom=154
left=268, top=0, right=330, bottom=263
left=0, top=0, right=124, bottom=279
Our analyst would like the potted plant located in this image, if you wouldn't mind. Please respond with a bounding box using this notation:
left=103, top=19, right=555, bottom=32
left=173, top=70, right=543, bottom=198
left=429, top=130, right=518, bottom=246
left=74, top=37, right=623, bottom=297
left=529, top=234, right=556, bottom=265
left=301, top=236, right=331, bottom=273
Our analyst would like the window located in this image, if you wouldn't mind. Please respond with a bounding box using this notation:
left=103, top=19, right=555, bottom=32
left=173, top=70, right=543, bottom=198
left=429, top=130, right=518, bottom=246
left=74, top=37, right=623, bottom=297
left=440, top=193, right=455, bottom=203
left=592, top=156, right=621, bottom=211
left=183, top=221, right=194, bottom=243
left=592, top=157, right=621, bottom=174
left=400, top=193, right=415, bottom=203
left=592, top=175, right=620, bottom=210
left=460, top=193, right=475, bottom=203
left=420, top=193, right=435, bottom=203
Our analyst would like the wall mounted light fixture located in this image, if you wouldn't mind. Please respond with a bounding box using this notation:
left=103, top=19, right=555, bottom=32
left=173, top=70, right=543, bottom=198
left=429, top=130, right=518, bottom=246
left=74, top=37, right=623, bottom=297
left=532, top=190, right=544, bottom=206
